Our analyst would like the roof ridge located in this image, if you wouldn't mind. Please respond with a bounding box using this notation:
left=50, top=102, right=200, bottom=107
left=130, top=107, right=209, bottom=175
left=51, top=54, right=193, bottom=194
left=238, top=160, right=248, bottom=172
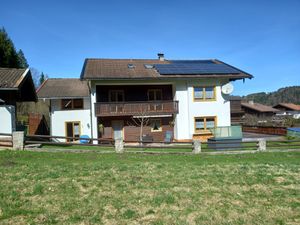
left=86, top=58, right=159, bottom=61
left=85, top=58, right=217, bottom=61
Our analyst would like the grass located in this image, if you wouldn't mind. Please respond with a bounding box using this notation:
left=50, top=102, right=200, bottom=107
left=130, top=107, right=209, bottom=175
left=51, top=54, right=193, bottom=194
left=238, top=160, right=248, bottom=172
left=40, top=144, right=115, bottom=152
left=0, top=150, right=299, bottom=224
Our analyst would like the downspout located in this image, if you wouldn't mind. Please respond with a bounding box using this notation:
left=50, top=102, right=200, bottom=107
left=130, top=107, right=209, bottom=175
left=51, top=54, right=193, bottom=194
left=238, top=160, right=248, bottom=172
left=88, top=80, right=94, bottom=140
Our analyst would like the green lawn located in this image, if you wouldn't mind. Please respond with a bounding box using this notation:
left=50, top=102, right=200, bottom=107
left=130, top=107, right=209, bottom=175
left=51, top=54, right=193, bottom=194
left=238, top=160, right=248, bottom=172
left=0, top=150, right=299, bottom=224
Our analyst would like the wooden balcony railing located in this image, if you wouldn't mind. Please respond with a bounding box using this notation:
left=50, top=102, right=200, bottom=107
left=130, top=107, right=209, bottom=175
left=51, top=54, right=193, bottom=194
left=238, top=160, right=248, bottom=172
left=95, top=101, right=179, bottom=117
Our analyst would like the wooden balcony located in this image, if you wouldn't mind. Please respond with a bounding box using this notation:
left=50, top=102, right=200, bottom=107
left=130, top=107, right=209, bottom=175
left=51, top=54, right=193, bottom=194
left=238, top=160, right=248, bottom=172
left=95, top=101, right=179, bottom=117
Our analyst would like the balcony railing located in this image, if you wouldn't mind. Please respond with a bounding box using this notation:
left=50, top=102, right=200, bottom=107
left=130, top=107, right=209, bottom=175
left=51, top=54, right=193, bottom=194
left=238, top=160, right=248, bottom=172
left=95, top=101, right=179, bottom=117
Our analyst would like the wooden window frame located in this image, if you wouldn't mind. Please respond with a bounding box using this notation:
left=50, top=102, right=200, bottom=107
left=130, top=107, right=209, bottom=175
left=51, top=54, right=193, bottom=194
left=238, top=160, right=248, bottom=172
left=194, top=116, right=217, bottom=134
left=150, top=119, right=162, bottom=132
left=147, top=89, right=163, bottom=101
left=193, top=86, right=216, bottom=101
left=61, top=99, right=84, bottom=110
left=108, top=90, right=125, bottom=102
left=65, top=121, right=81, bottom=142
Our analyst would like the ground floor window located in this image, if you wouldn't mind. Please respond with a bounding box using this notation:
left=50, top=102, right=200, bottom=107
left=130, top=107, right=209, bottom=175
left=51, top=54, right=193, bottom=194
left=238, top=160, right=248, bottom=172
left=194, top=116, right=216, bottom=133
left=151, top=119, right=162, bottom=132
left=65, top=121, right=81, bottom=142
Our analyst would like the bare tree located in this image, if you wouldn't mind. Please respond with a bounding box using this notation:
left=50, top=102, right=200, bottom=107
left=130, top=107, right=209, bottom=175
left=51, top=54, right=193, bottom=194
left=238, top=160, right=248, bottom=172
left=127, top=104, right=151, bottom=143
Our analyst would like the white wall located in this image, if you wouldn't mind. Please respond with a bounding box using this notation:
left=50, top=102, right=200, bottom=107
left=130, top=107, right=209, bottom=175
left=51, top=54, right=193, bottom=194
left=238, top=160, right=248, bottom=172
left=0, top=105, right=15, bottom=134
left=174, top=81, right=190, bottom=140
left=174, top=79, right=231, bottom=140
left=50, top=98, right=91, bottom=142
left=90, top=82, right=98, bottom=143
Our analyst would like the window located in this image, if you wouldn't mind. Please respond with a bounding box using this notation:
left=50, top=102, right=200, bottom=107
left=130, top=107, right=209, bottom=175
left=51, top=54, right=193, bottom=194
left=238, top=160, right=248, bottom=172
left=128, top=64, right=135, bottom=69
left=194, top=117, right=216, bottom=133
left=65, top=121, right=81, bottom=142
left=194, top=86, right=216, bottom=101
left=144, top=64, right=154, bottom=69
left=73, top=99, right=84, bottom=109
left=109, top=90, right=124, bottom=113
left=61, top=99, right=84, bottom=110
left=109, top=90, right=124, bottom=102
left=148, top=89, right=163, bottom=111
left=151, top=119, right=162, bottom=132
left=148, top=89, right=162, bottom=101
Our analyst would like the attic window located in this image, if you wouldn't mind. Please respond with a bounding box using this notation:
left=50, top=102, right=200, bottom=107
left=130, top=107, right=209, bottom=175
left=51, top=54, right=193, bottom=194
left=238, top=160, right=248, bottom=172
left=128, top=64, right=135, bottom=69
left=144, top=64, right=154, bottom=69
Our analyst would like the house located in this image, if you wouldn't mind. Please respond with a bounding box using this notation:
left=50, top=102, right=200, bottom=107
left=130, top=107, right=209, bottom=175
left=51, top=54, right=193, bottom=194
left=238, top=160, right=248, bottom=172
left=37, top=78, right=90, bottom=141
left=37, top=54, right=252, bottom=142
left=82, top=54, right=252, bottom=142
left=0, top=68, right=37, bottom=134
left=273, top=103, right=300, bottom=119
left=241, top=101, right=279, bottom=118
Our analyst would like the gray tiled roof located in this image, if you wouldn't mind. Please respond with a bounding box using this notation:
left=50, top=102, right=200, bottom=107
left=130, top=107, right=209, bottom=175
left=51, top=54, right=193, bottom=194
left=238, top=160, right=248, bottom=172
left=37, top=78, right=89, bottom=99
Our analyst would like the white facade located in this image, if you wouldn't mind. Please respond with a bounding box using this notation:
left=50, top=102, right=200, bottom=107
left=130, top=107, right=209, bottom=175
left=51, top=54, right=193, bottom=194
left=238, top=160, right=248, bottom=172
left=89, top=79, right=231, bottom=141
left=174, top=79, right=231, bottom=140
left=0, top=105, right=15, bottom=134
left=50, top=98, right=91, bottom=141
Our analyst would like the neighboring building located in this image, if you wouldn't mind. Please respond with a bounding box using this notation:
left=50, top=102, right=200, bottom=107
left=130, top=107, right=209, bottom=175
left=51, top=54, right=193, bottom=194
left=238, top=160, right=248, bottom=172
left=241, top=101, right=279, bottom=118
left=229, top=96, right=244, bottom=125
left=37, top=79, right=90, bottom=141
left=0, top=68, right=37, bottom=134
left=81, top=54, right=252, bottom=142
left=273, top=103, right=300, bottom=119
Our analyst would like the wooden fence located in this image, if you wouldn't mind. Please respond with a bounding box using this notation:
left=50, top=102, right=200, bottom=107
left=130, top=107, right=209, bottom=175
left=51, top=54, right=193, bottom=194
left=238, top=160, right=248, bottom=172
left=0, top=133, right=12, bottom=147
left=1, top=132, right=300, bottom=154
left=242, top=126, right=287, bottom=135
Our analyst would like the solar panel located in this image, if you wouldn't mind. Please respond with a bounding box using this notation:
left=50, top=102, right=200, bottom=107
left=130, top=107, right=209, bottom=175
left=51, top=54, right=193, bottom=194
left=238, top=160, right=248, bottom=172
left=154, top=62, right=240, bottom=75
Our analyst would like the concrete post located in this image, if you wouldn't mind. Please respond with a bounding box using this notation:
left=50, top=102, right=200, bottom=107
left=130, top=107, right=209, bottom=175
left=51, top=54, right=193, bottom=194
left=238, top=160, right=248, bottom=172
left=193, top=140, right=201, bottom=154
left=115, top=138, right=124, bottom=153
left=258, top=139, right=266, bottom=151
left=12, top=131, right=24, bottom=150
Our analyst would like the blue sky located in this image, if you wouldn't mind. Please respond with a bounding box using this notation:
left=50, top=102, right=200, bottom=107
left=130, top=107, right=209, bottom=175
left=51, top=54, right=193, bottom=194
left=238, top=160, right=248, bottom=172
left=1, top=0, right=299, bottom=96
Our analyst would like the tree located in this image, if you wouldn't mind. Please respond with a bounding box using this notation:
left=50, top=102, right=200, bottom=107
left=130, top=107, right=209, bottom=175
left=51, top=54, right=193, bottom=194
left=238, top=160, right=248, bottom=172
left=30, top=68, right=48, bottom=88
left=17, top=49, right=28, bottom=68
left=127, top=105, right=150, bottom=143
left=0, top=27, right=29, bottom=68
left=0, top=27, right=19, bottom=68
left=39, top=72, right=45, bottom=85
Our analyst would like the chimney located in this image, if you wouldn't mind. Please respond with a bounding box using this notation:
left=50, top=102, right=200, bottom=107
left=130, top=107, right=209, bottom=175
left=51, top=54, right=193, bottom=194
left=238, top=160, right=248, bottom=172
left=249, top=100, right=254, bottom=105
left=158, top=53, right=164, bottom=61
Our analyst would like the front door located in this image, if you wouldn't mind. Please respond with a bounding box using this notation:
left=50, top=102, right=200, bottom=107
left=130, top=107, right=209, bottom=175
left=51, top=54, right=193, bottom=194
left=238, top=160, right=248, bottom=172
left=65, top=121, right=80, bottom=142
left=112, top=120, right=123, bottom=140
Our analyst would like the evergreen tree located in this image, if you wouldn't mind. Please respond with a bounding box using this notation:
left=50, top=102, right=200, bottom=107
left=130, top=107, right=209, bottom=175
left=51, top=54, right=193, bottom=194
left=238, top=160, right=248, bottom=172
left=17, top=49, right=29, bottom=68
left=39, top=72, right=45, bottom=85
left=0, top=27, right=28, bottom=68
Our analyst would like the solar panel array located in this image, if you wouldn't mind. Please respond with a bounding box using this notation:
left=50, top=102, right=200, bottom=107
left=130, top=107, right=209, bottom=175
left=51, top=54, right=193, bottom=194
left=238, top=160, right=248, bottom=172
left=154, top=61, right=241, bottom=75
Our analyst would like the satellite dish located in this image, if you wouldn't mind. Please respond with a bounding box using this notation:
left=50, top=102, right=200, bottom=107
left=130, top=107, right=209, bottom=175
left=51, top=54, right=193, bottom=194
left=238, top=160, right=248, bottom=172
left=221, top=83, right=234, bottom=95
